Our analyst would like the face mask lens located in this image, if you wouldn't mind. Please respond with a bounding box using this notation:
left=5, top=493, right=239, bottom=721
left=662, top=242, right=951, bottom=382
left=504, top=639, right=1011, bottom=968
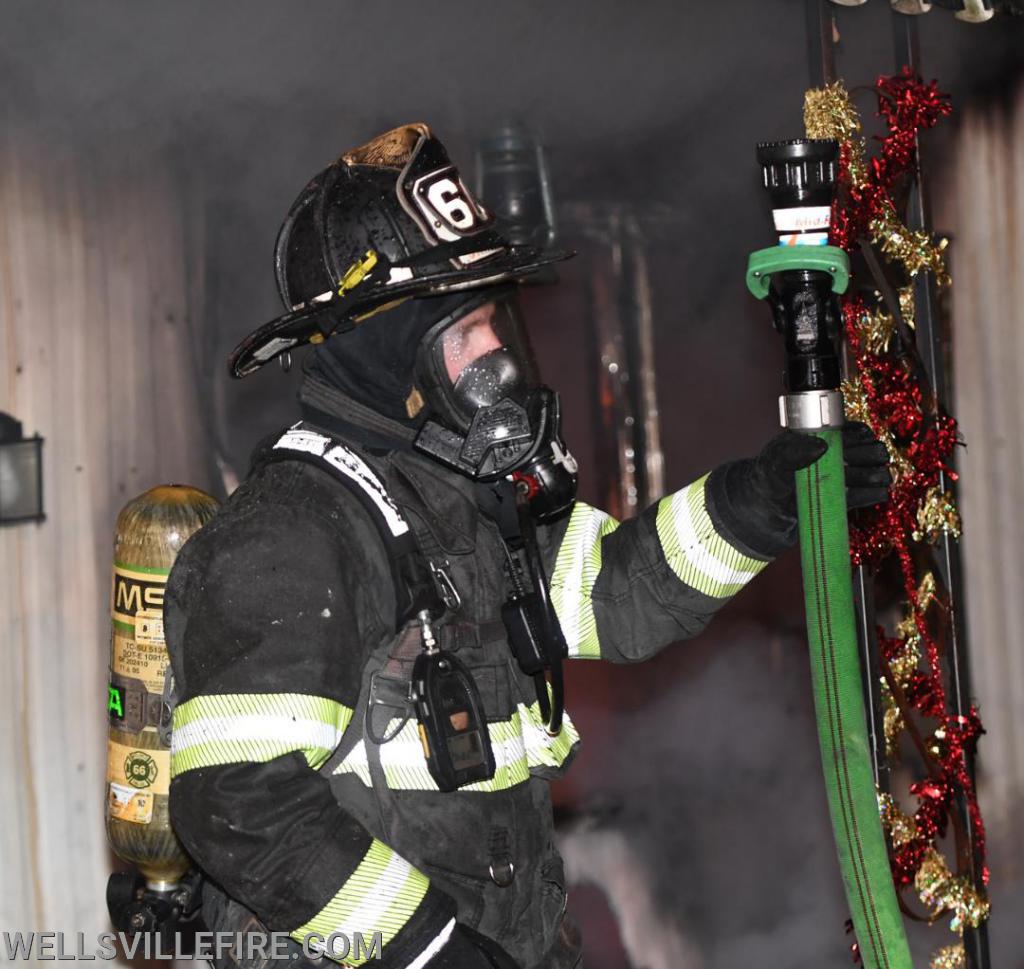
left=430, top=297, right=539, bottom=419
left=440, top=302, right=507, bottom=383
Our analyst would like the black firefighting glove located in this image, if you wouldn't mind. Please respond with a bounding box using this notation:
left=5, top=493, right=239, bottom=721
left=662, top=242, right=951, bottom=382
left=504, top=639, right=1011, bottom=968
left=426, top=924, right=520, bottom=969
left=841, top=420, right=894, bottom=509
left=705, top=420, right=891, bottom=558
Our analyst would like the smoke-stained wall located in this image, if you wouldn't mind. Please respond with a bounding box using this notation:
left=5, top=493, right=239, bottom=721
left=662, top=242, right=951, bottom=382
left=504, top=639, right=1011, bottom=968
left=0, top=134, right=212, bottom=960
left=940, top=79, right=1024, bottom=937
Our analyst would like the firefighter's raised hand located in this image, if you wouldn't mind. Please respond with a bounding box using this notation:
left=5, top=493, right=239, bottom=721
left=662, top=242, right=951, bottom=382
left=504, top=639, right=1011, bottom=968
left=705, top=420, right=892, bottom=558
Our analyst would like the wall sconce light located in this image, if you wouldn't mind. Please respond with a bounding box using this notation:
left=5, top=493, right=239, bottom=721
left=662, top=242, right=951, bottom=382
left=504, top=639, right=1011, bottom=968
left=0, top=412, right=44, bottom=525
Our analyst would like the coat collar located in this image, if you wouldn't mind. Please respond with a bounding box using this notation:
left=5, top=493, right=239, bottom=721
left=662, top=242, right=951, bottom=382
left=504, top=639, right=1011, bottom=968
left=384, top=449, right=478, bottom=556
left=299, top=374, right=480, bottom=555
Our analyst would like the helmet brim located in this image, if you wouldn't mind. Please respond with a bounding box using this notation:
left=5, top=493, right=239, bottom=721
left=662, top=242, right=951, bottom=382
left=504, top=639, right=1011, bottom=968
left=228, top=244, right=574, bottom=378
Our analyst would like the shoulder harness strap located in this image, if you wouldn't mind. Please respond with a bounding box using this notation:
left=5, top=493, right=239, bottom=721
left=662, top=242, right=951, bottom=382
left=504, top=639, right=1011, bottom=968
left=254, top=422, right=443, bottom=630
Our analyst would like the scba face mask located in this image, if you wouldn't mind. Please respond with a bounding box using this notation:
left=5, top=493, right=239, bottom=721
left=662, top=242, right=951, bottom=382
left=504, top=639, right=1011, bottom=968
left=413, top=291, right=578, bottom=520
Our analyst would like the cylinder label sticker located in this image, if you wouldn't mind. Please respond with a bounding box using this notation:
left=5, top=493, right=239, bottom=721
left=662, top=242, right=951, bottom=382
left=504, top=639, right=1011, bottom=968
left=106, top=740, right=170, bottom=825
left=111, top=563, right=169, bottom=695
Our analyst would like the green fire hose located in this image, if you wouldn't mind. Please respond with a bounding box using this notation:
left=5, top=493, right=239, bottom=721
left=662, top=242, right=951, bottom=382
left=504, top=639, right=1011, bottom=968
left=748, top=233, right=913, bottom=968
left=796, top=428, right=912, bottom=969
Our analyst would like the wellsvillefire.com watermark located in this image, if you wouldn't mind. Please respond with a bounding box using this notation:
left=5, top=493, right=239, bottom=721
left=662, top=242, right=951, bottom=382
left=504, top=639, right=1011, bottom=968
left=2, top=930, right=383, bottom=961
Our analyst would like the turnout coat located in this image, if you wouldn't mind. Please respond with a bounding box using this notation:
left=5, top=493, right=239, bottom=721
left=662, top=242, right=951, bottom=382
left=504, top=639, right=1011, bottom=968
left=165, top=387, right=787, bottom=969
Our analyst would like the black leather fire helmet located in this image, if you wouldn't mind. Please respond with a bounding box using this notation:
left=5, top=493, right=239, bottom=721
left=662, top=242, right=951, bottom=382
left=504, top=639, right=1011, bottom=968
left=228, top=123, right=574, bottom=378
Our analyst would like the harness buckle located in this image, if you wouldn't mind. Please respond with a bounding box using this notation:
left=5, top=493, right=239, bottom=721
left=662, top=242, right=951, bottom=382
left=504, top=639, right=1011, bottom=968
left=429, top=559, right=462, bottom=612
left=157, top=666, right=177, bottom=749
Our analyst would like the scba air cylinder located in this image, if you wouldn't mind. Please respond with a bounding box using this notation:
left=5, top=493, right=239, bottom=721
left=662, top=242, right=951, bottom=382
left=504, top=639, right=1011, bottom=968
left=106, top=485, right=218, bottom=889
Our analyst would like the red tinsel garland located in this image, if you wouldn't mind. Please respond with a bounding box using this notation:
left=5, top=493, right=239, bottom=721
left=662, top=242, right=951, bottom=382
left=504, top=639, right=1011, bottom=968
left=828, top=69, right=988, bottom=896
left=829, top=70, right=953, bottom=253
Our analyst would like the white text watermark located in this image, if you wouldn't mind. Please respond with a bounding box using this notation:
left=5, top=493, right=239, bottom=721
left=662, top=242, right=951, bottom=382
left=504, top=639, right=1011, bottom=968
left=2, top=930, right=383, bottom=961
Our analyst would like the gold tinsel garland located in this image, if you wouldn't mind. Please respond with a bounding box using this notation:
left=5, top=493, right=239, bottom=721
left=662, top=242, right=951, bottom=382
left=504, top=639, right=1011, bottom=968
left=899, top=284, right=918, bottom=332
left=877, top=793, right=991, bottom=969
left=804, top=81, right=950, bottom=284
left=917, top=849, right=991, bottom=935
left=805, top=82, right=869, bottom=184
left=871, top=215, right=951, bottom=284
left=839, top=308, right=916, bottom=481
left=805, top=80, right=988, bottom=966
left=841, top=305, right=963, bottom=541
left=881, top=574, right=931, bottom=757
left=914, top=485, right=962, bottom=544
left=930, top=944, right=967, bottom=969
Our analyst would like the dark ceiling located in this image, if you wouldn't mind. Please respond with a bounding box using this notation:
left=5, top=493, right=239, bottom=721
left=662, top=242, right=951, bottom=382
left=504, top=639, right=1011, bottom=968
left=2, top=1, right=1020, bottom=473
left=3, top=1, right=1019, bottom=196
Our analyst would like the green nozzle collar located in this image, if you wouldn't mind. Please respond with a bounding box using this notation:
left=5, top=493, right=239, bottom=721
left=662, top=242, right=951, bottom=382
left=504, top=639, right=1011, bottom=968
left=745, top=245, right=850, bottom=300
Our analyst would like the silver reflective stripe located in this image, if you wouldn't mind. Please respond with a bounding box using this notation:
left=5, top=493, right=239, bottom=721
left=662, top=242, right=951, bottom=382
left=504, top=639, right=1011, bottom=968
left=170, top=693, right=352, bottom=775
left=333, top=701, right=579, bottom=791
left=655, top=474, right=767, bottom=598
left=549, top=502, right=620, bottom=658
left=291, top=839, right=430, bottom=964
left=404, top=918, right=456, bottom=969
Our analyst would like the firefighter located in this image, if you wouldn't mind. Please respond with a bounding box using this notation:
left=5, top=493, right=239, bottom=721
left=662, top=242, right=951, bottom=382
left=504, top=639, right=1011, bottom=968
left=165, top=123, right=890, bottom=969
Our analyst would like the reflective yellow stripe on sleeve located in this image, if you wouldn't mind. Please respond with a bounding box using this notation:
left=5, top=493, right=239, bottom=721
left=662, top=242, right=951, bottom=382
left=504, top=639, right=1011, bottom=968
left=331, top=699, right=580, bottom=792
left=655, top=474, right=768, bottom=598
left=291, top=838, right=431, bottom=964
left=549, top=502, right=620, bottom=658
left=170, top=693, right=353, bottom=776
